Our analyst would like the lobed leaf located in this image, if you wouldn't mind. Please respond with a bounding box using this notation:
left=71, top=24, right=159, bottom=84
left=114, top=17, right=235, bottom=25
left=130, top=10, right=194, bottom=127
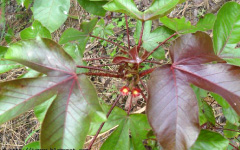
left=77, top=0, right=108, bottom=16
left=147, top=32, right=240, bottom=150
left=160, top=13, right=216, bottom=34
left=1, top=37, right=104, bottom=149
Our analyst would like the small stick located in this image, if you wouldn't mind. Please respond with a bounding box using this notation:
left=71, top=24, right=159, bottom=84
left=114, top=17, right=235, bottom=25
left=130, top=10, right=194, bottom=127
left=88, top=94, right=122, bottom=150
left=125, top=14, right=131, bottom=50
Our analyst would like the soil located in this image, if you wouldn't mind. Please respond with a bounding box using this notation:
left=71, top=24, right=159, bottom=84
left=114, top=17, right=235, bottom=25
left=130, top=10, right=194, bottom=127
left=0, top=0, right=240, bottom=149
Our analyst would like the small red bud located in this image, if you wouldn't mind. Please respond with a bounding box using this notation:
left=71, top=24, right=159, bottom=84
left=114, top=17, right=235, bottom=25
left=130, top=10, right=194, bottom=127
left=120, top=86, right=129, bottom=96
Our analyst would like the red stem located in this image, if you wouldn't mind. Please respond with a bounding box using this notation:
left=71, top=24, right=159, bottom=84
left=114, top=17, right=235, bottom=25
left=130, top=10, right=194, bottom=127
left=229, top=143, right=239, bottom=150
left=137, top=21, right=145, bottom=52
left=77, top=65, right=120, bottom=74
left=92, top=63, right=120, bottom=68
left=144, top=32, right=177, bottom=60
left=88, top=94, right=122, bottom=150
left=127, top=95, right=133, bottom=115
left=83, top=72, right=122, bottom=78
left=83, top=57, right=113, bottom=61
left=125, top=14, right=131, bottom=50
left=137, top=84, right=148, bottom=102
left=90, top=34, right=130, bottom=55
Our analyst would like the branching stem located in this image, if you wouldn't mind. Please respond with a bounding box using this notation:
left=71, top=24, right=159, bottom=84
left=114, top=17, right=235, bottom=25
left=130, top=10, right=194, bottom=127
left=88, top=94, right=122, bottom=150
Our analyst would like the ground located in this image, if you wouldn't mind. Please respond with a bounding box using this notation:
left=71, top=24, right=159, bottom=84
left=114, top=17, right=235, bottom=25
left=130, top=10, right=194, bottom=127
left=0, top=0, right=240, bottom=149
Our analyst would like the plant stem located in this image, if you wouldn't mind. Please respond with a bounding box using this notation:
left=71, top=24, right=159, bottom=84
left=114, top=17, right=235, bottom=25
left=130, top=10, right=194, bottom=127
left=144, top=32, right=177, bottom=60
left=137, top=21, right=145, bottom=52
left=229, top=143, right=239, bottom=150
left=76, top=65, right=120, bottom=74
left=83, top=72, right=122, bottom=78
left=89, top=34, right=129, bottom=54
left=92, top=63, right=120, bottom=68
left=214, top=127, right=240, bottom=133
left=88, top=94, right=122, bottom=150
left=125, top=14, right=131, bottom=50
left=83, top=57, right=113, bottom=61
left=127, top=95, right=133, bottom=115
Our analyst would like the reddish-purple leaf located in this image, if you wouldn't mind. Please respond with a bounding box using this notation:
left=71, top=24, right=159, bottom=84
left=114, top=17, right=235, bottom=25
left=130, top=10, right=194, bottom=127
left=147, top=32, right=240, bottom=150
left=1, top=37, right=104, bottom=149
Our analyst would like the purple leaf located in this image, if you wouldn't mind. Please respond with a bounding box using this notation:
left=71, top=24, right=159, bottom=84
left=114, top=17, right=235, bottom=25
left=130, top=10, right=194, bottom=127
left=1, top=37, right=104, bottom=149
left=147, top=32, right=240, bottom=150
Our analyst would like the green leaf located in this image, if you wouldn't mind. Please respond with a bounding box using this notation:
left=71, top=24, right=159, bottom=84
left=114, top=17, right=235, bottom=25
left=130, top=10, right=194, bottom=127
left=100, top=114, right=151, bottom=150
left=20, top=20, right=51, bottom=40
left=223, top=121, right=239, bottom=138
left=16, top=0, right=32, bottom=8
left=192, top=86, right=208, bottom=125
left=1, top=37, right=104, bottom=149
left=80, top=18, right=98, bottom=33
left=24, top=128, right=40, bottom=143
left=211, top=93, right=239, bottom=125
left=144, top=0, right=182, bottom=20
left=136, top=20, right=175, bottom=60
left=213, top=2, right=240, bottom=66
left=22, top=141, right=40, bottom=150
left=100, top=119, right=130, bottom=150
left=34, top=95, right=56, bottom=123
left=77, top=0, right=107, bottom=16
left=63, top=43, right=85, bottom=67
left=190, top=130, right=229, bottom=150
left=103, top=0, right=143, bottom=20
left=160, top=13, right=216, bottom=34
left=59, top=28, right=88, bottom=44
left=17, top=68, right=43, bottom=79
left=0, top=46, right=8, bottom=58
left=202, top=101, right=215, bottom=125
left=222, top=107, right=240, bottom=125
left=88, top=104, right=127, bottom=136
left=0, top=60, right=22, bottom=74
left=33, top=0, right=70, bottom=32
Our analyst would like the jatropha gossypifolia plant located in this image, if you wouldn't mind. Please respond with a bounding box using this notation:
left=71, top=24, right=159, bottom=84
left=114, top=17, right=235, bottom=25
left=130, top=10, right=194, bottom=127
left=0, top=0, right=240, bottom=150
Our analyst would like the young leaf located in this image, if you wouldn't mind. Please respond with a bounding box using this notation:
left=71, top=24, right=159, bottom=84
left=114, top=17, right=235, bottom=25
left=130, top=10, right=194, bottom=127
left=101, top=114, right=151, bottom=150
left=160, top=13, right=216, bottom=34
left=77, top=0, right=108, bottom=17
left=144, top=0, right=183, bottom=20
left=190, top=130, right=229, bottom=150
left=33, top=0, right=70, bottom=32
left=59, top=28, right=88, bottom=45
left=147, top=32, right=240, bottom=150
left=213, top=2, right=240, bottom=66
left=0, top=37, right=105, bottom=149
left=20, top=20, right=51, bottom=40
left=103, top=0, right=143, bottom=20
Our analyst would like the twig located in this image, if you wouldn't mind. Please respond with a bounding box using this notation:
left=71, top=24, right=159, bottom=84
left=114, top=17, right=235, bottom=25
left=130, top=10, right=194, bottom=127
left=88, top=94, right=122, bottom=150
